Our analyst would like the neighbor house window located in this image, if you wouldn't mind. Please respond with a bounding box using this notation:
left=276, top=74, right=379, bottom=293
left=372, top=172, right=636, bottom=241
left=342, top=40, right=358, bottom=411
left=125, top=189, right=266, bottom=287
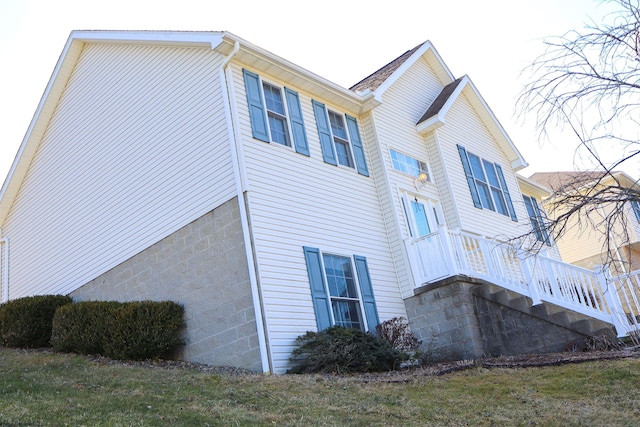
left=523, top=195, right=551, bottom=245
left=457, top=144, right=517, bottom=221
left=311, top=100, right=370, bottom=176
left=242, top=69, right=310, bottom=156
left=303, top=247, right=379, bottom=332
left=390, top=149, right=430, bottom=181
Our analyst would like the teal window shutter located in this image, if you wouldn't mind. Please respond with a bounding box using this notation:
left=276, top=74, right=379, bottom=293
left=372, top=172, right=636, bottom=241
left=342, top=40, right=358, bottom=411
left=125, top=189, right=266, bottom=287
left=284, top=88, right=310, bottom=156
left=353, top=255, right=380, bottom=332
left=632, top=201, right=640, bottom=223
left=495, top=164, right=518, bottom=222
left=242, top=69, right=269, bottom=142
left=312, top=100, right=338, bottom=165
left=303, top=246, right=332, bottom=330
left=457, top=144, right=482, bottom=208
left=346, top=115, right=369, bottom=176
left=531, top=197, right=551, bottom=245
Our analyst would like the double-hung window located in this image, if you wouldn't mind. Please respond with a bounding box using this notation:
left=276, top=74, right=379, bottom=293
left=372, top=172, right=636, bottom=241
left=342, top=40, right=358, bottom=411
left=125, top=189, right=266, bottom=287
left=523, top=195, right=551, bottom=245
left=262, top=82, right=290, bottom=146
left=328, top=111, right=354, bottom=167
left=457, top=144, right=517, bottom=221
left=303, top=247, right=379, bottom=332
left=311, top=100, right=369, bottom=176
left=242, top=69, right=310, bottom=156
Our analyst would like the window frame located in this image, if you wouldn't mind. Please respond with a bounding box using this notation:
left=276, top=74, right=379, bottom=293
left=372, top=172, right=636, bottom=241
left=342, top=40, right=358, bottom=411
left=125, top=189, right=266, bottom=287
left=261, top=81, right=292, bottom=147
left=523, top=195, right=551, bottom=246
left=327, top=110, right=355, bottom=168
left=321, top=252, right=366, bottom=331
left=458, top=145, right=517, bottom=221
left=390, top=149, right=431, bottom=182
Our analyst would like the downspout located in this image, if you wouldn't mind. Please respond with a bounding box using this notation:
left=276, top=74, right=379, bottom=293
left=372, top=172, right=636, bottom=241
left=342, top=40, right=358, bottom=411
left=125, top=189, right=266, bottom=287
left=219, top=41, right=271, bottom=373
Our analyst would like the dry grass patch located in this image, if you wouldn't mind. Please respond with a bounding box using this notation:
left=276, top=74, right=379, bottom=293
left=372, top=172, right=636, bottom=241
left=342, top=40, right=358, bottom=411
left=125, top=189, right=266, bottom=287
left=1, top=348, right=639, bottom=426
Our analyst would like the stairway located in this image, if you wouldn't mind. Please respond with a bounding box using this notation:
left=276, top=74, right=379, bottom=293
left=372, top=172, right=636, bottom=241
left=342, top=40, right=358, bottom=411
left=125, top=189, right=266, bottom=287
left=472, top=282, right=618, bottom=354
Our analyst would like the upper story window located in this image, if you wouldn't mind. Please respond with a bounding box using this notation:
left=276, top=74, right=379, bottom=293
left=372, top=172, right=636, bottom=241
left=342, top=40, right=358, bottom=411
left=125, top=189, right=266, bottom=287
left=390, top=149, right=430, bottom=181
left=242, top=69, right=310, bottom=156
left=311, top=100, right=369, bottom=176
left=262, top=82, right=290, bottom=146
left=328, top=111, right=354, bottom=168
left=523, top=195, right=551, bottom=245
left=457, top=144, right=517, bottom=221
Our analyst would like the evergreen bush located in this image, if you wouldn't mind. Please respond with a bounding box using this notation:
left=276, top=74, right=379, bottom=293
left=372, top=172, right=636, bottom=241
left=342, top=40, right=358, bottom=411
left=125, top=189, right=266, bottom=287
left=51, top=301, right=123, bottom=355
left=0, top=295, right=72, bottom=348
left=103, top=301, right=185, bottom=361
left=288, top=326, right=406, bottom=374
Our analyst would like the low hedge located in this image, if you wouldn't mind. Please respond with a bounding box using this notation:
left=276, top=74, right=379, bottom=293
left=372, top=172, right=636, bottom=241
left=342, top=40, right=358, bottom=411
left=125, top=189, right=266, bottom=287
left=51, top=301, right=123, bottom=355
left=51, top=300, right=184, bottom=360
left=0, top=295, right=73, bottom=348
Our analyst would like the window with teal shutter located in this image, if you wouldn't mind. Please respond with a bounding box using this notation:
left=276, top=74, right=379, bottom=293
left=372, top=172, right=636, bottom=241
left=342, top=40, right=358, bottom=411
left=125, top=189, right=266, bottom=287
left=312, top=101, right=369, bottom=176
left=243, top=69, right=309, bottom=155
left=303, top=247, right=379, bottom=332
left=243, top=69, right=269, bottom=142
left=457, top=144, right=518, bottom=221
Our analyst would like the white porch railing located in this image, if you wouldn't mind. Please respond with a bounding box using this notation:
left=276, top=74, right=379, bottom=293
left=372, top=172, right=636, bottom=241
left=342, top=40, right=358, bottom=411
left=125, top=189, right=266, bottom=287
left=405, top=224, right=640, bottom=338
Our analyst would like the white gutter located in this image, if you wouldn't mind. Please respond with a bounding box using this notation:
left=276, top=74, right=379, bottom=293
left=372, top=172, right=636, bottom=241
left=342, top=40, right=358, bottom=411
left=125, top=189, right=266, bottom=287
left=219, top=41, right=271, bottom=373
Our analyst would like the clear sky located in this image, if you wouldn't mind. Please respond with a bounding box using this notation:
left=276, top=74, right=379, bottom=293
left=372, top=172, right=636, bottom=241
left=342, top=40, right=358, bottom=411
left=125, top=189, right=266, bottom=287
left=0, top=0, right=626, bottom=188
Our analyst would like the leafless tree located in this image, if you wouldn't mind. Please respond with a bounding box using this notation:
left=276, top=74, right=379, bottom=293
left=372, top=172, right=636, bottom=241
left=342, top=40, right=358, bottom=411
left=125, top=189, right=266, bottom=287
left=518, top=0, right=640, bottom=273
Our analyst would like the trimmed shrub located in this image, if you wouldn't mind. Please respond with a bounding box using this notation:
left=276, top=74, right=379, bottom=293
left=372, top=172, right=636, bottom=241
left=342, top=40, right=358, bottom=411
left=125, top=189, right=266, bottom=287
left=51, top=301, right=123, bottom=355
left=288, top=326, right=406, bottom=374
left=0, top=295, right=72, bottom=348
left=103, top=301, right=185, bottom=361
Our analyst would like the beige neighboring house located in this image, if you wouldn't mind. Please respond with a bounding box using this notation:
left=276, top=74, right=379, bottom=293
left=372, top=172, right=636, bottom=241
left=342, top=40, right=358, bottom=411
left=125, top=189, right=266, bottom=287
left=529, top=171, right=640, bottom=273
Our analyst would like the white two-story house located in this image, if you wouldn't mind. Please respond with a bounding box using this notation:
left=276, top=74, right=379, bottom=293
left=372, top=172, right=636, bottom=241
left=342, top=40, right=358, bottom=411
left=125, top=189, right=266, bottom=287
left=1, top=31, right=638, bottom=373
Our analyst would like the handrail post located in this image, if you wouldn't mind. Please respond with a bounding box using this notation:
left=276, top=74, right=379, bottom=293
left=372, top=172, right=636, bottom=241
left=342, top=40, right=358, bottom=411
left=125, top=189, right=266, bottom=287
left=437, top=224, right=458, bottom=276
left=597, top=266, right=630, bottom=337
left=518, top=250, right=542, bottom=305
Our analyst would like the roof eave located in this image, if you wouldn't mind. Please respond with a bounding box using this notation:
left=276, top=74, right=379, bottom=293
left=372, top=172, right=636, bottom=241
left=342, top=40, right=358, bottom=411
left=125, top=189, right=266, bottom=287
left=219, top=32, right=377, bottom=114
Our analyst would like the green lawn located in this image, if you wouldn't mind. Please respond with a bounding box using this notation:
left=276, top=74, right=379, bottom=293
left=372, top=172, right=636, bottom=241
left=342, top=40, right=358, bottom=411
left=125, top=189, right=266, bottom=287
left=1, top=347, right=639, bottom=426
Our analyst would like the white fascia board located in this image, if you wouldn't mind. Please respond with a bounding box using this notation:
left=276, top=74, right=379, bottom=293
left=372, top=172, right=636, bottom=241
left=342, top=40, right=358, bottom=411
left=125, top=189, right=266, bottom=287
left=220, top=32, right=373, bottom=114
left=71, top=30, right=225, bottom=49
left=462, top=78, right=528, bottom=171
left=373, top=41, right=456, bottom=101
left=416, top=76, right=470, bottom=135
left=517, top=174, right=552, bottom=197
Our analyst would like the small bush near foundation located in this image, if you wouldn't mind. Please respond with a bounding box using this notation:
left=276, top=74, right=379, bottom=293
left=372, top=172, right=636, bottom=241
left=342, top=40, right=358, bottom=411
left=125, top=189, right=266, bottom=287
left=0, top=295, right=72, bottom=348
left=288, top=326, right=406, bottom=374
left=376, top=317, right=421, bottom=353
left=103, top=301, right=185, bottom=361
left=51, top=301, right=123, bottom=355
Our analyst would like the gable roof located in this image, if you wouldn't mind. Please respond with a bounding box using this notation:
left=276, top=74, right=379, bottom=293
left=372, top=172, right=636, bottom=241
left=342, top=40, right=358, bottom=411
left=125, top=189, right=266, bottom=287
left=415, top=75, right=528, bottom=171
left=350, top=44, right=423, bottom=92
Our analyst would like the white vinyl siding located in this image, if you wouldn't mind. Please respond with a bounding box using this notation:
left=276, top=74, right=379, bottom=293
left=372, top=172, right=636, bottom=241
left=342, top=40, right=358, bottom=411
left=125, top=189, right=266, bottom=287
left=364, top=57, right=445, bottom=297
left=231, top=64, right=406, bottom=373
left=433, top=94, right=530, bottom=239
left=3, top=43, right=236, bottom=299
